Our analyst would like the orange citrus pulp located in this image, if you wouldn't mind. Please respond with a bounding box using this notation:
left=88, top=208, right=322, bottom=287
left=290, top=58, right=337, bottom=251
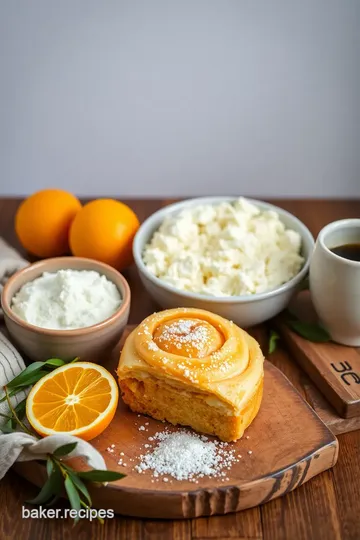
left=26, top=362, right=119, bottom=441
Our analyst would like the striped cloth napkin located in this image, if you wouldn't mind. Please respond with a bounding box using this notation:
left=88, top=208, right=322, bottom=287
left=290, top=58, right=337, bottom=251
left=0, top=238, right=29, bottom=424
left=0, top=239, right=107, bottom=479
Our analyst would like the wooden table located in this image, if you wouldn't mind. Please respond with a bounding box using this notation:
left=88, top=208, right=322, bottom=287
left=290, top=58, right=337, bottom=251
left=1, top=198, right=360, bottom=540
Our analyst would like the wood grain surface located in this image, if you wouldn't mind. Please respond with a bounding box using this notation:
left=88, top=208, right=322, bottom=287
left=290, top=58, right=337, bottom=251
left=15, top=326, right=338, bottom=519
left=1, top=198, right=360, bottom=539
left=277, top=291, right=360, bottom=419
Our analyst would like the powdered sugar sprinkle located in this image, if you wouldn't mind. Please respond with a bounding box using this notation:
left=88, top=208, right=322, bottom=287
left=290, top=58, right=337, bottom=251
left=154, top=319, right=212, bottom=357
left=134, top=429, right=238, bottom=481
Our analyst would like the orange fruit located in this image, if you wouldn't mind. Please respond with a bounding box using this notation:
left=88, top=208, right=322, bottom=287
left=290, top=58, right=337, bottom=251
left=69, top=199, right=140, bottom=270
left=26, top=362, right=119, bottom=441
left=15, top=189, right=82, bottom=258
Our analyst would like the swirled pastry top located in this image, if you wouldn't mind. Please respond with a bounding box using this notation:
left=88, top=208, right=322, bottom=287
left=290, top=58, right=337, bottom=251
left=117, top=308, right=264, bottom=412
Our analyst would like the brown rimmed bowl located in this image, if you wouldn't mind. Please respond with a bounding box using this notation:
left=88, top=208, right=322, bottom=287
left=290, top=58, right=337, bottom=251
left=1, top=257, right=131, bottom=362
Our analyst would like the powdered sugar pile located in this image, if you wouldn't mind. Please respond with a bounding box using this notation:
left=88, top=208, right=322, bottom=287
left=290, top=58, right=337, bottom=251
left=134, top=429, right=238, bottom=482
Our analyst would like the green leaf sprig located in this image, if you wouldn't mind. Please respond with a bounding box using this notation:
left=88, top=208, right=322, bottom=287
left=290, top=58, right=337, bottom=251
left=1, top=357, right=125, bottom=523
left=26, top=442, right=125, bottom=524
left=0, top=395, right=27, bottom=434
left=0, top=357, right=79, bottom=408
left=285, top=312, right=331, bottom=342
left=268, top=315, right=331, bottom=354
left=268, top=330, right=280, bottom=355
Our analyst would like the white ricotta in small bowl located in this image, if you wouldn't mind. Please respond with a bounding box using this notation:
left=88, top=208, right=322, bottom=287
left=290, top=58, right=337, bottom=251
left=143, top=197, right=305, bottom=297
left=11, top=269, right=122, bottom=330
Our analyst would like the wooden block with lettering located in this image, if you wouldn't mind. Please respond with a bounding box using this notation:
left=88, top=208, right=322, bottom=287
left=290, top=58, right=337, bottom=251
left=277, top=291, right=360, bottom=419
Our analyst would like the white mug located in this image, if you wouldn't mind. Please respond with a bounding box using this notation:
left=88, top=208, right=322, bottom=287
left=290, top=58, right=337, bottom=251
left=310, top=218, right=360, bottom=346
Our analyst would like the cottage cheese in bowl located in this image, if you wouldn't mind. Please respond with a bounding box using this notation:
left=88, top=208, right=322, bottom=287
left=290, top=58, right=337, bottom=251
left=143, top=198, right=305, bottom=297
left=11, top=269, right=122, bottom=330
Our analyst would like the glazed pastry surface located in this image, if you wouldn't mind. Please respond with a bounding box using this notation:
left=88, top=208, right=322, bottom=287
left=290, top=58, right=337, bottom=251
left=117, top=308, right=264, bottom=441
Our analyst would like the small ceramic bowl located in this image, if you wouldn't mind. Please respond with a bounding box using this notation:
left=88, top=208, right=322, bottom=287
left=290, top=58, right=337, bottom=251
left=1, top=257, right=131, bottom=362
left=133, top=197, right=314, bottom=327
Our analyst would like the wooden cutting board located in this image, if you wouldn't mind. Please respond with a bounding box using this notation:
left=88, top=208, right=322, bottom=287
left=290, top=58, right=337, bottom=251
left=277, top=291, right=360, bottom=425
left=15, top=326, right=338, bottom=519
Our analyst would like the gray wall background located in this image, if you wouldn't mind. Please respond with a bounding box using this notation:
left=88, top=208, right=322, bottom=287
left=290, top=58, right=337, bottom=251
left=0, top=0, right=359, bottom=198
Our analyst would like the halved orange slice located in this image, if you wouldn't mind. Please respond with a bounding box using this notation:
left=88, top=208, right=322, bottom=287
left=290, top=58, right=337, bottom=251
left=26, top=362, right=119, bottom=441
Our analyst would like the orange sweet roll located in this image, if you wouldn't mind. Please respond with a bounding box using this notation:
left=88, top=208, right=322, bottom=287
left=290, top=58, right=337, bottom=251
left=117, top=308, right=264, bottom=441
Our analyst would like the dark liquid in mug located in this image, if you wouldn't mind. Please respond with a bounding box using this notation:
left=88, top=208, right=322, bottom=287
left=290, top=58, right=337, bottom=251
left=331, top=243, right=360, bottom=261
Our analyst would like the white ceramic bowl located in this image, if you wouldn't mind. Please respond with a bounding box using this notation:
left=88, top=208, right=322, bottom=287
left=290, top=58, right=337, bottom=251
left=133, top=197, right=314, bottom=327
